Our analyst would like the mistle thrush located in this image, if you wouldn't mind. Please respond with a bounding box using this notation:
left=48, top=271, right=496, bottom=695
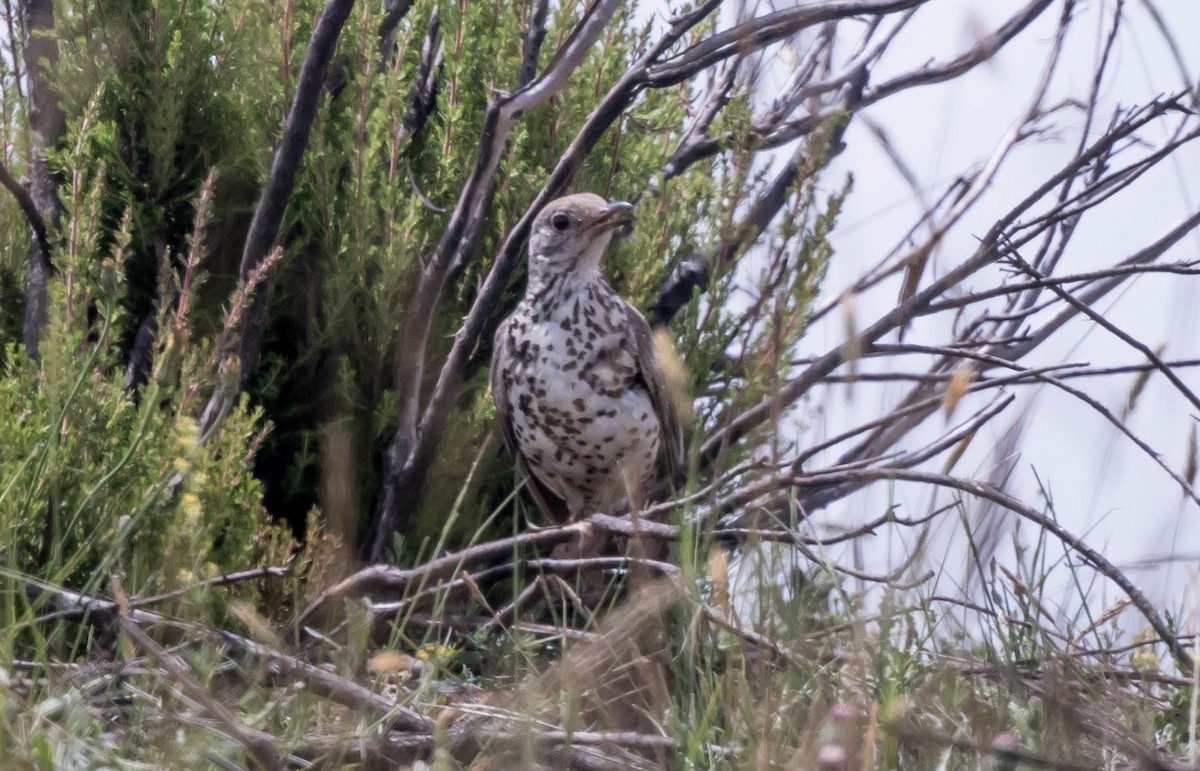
left=491, top=193, right=684, bottom=524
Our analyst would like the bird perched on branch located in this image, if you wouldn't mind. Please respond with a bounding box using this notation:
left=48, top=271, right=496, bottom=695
left=491, top=193, right=684, bottom=528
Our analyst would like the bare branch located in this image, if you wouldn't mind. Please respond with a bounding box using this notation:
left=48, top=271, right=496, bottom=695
left=22, top=576, right=437, bottom=735
left=517, top=0, right=551, bottom=89
left=864, top=0, right=1056, bottom=102
left=116, top=602, right=287, bottom=771
left=1003, top=248, right=1200, bottom=416
left=18, top=0, right=65, bottom=360
left=0, top=160, right=50, bottom=263
left=644, top=0, right=927, bottom=87
left=202, top=0, right=358, bottom=430
left=667, top=0, right=1055, bottom=174
left=659, top=76, right=865, bottom=332
left=703, top=97, right=1195, bottom=469
left=378, top=0, right=414, bottom=64
left=396, top=6, right=442, bottom=145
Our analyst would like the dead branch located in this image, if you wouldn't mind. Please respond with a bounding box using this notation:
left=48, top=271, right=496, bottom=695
left=0, top=160, right=50, bottom=263
left=444, top=579, right=683, bottom=767
left=116, top=602, right=287, bottom=771
left=1003, top=248, right=1200, bottom=415
left=18, top=0, right=65, bottom=360
left=790, top=343, right=1200, bottom=514
left=395, top=5, right=441, bottom=147
left=369, top=0, right=1013, bottom=554
left=20, top=576, right=436, bottom=734
left=201, top=0, right=359, bottom=430
left=885, top=722, right=1097, bottom=771
left=33, top=565, right=289, bottom=627
left=669, top=0, right=1055, bottom=171
left=644, top=0, right=926, bottom=87
left=378, top=0, right=414, bottom=63
left=13, top=1, right=1200, bottom=766
left=703, top=100, right=1199, bottom=471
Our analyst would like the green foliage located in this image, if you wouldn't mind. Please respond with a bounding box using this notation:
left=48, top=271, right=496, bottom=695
left=0, top=2, right=1191, bottom=768
left=0, top=49, right=285, bottom=667
left=0, top=0, right=856, bottom=608
left=49, top=0, right=279, bottom=339
left=38, top=0, right=836, bottom=558
left=0, top=202, right=277, bottom=601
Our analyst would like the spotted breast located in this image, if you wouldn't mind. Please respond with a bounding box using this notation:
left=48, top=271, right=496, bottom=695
left=492, top=193, right=683, bottom=522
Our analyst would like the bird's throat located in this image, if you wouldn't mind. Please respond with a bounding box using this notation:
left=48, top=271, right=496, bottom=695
left=526, top=258, right=602, bottom=304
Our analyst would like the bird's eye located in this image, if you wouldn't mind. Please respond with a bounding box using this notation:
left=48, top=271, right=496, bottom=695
left=551, top=213, right=571, bottom=232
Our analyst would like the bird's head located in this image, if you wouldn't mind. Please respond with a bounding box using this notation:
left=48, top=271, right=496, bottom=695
left=527, top=193, right=634, bottom=281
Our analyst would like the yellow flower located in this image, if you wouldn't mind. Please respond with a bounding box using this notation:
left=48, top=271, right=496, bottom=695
left=180, top=492, right=203, bottom=523
left=415, top=643, right=455, bottom=663
left=1131, top=650, right=1159, bottom=672
left=174, top=416, right=200, bottom=451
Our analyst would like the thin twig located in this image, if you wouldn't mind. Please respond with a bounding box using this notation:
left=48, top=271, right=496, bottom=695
left=792, top=467, right=1194, bottom=674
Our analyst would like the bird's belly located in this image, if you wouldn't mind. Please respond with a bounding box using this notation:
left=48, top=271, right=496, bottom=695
left=508, top=348, right=659, bottom=507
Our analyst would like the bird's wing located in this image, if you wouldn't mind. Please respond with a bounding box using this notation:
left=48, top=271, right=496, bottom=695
left=491, top=320, right=570, bottom=523
left=625, top=303, right=685, bottom=487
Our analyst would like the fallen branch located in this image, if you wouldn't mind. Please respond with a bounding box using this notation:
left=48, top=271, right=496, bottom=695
left=117, top=604, right=287, bottom=771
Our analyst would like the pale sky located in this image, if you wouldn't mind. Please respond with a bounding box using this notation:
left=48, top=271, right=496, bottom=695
left=792, top=0, right=1200, bottom=629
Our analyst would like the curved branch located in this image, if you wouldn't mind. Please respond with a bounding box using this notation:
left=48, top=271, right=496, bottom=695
left=397, top=7, right=442, bottom=145
left=645, top=0, right=926, bottom=87
left=701, top=98, right=1193, bottom=468
left=650, top=94, right=863, bottom=331
left=863, top=0, right=1054, bottom=102
left=665, top=0, right=1055, bottom=176
left=22, top=576, right=436, bottom=733
left=378, top=0, right=415, bottom=63
left=201, top=0, right=358, bottom=430
left=517, top=0, right=550, bottom=89
left=0, top=160, right=51, bottom=265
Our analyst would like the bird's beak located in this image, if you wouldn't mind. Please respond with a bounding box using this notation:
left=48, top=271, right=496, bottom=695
left=585, top=201, right=635, bottom=239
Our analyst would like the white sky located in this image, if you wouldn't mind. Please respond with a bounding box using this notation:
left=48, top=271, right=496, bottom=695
left=787, top=0, right=1200, bottom=631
